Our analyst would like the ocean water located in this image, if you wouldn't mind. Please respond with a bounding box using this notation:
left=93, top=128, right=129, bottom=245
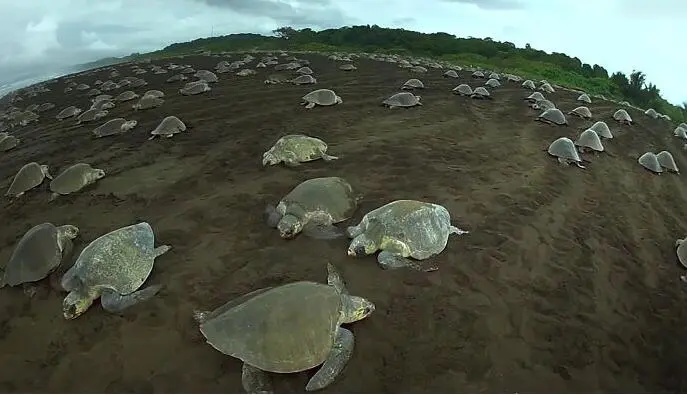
left=0, top=72, right=65, bottom=99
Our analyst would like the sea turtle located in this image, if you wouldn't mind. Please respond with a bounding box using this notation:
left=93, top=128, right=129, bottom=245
left=589, top=121, right=613, bottom=139
left=401, top=79, right=424, bottom=90
left=472, top=71, right=485, bottom=78
left=236, top=69, right=257, bottom=77
left=382, top=92, right=422, bottom=108
left=675, top=237, right=687, bottom=282
left=301, top=89, right=342, bottom=109
left=295, top=66, right=313, bottom=75
left=410, top=65, right=428, bottom=73
left=568, top=106, right=592, bottom=119
left=0, top=223, right=79, bottom=296
left=264, top=74, right=291, bottom=84
left=522, top=80, right=536, bottom=90
left=638, top=152, right=662, bottom=174
left=92, top=93, right=114, bottom=102
left=115, top=91, right=139, bottom=102
left=485, top=78, right=501, bottom=88
left=180, top=80, right=211, bottom=95
left=577, top=93, right=592, bottom=104
left=525, top=92, right=545, bottom=103
left=132, top=96, right=164, bottom=110
left=262, top=134, right=338, bottom=167
left=539, top=83, right=555, bottom=93
left=574, top=129, right=604, bottom=153
left=148, top=116, right=186, bottom=140
left=613, top=109, right=632, bottom=125
left=644, top=108, right=658, bottom=119
left=76, top=108, right=108, bottom=124
left=0, top=135, right=20, bottom=151
left=471, top=87, right=491, bottom=100
left=60, top=222, right=170, bottom=319
left=547, top=137, right=585, bottom=168
left=49, top=163, right=106, bottom=200
left=195, top=70, right=218, bottom=83
left=339, top=64, right=357, bottom=71
left=443, top=70, right=459, bottom=78
left=93, top=118, right=138, bottom=138
left=37, top=102, right=55, bottom=112
left=193, top=263, right=375, bottom=393
left=531, top=99, right=555, bottom=111
left=346, top=200, right=468, bottom=271
left=6, top=162, right=53, bottom=198
left=166, top=74, right=188, bottom=83
left=56, top=106, right=82, bottom=120
left=265, top=177, right=360, bottom=239
left=143, top=90, right=165, bottom=98
left=488, top=72, right=500, bottom=80
left=656, top=150, right=679, bottom=173
left=452, top=84, right=473, bottom=96
left=90, top=99, right=116, bottom=111
left=536, top=108, right=567, bottom=125
left=291, top=75, right=317, bottom=85
left=674, top=127, right=687, bottom=140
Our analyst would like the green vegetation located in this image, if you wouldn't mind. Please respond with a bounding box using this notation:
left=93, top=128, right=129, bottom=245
left=92, top=25, right=686, bottom=122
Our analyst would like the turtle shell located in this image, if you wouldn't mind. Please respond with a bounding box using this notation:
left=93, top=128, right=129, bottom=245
left=575, top=129, right=604, bottom=152
left=266, top=134, right=327, bottom=163
left=533, top=99, right=555, bottom=111
left=656, top=151, right=679, bottom=172
left=548, top=137, right=581, bottom=162
left=644, top=108, right=658, bottom=118
left=0, top=135, right=19, bottom=151
left=402, top=78, right=424, bottom=89
left=537, top=108, right=567, bottom=125
left=677, top=240, right=687, bottom=269
left=589, top=121, right=613, bottom=138
left=292, top=75, right=316, bottom=85
left=472, top=87, right=490, bottom=98
left=383, top=92, right=419, bottom=107
left=443, top=70, right=459, bottom=78
left=638, top=152, right=662, bottom=173
left=485, top=78, right=500, bottom=88
left=613, top=109, right=632, bottom=123
left=56, top=106, right=80, bottom=120
left=452, top=84, right=473, bottom=96
left=2, top=223, right=64, bottom=286
left=7, top=162, right=48, bottom=196
left=199, top=281, right=342, bottom=373
left=151, top=116, right=186, bottom=136
left=116, top=91, right=138, bottom=102
left=278, top=177, right=358, bottom=223
left=61, top=222, right=157, bottom=294
left=577, top=94, right=592, bottom=103
left=525, top=92, right=544, bottom=102
left=50, top=163, right=99, bottom=194
left=522, top=80, right=536, bottom=90
left=93, top=118, right=127, bottom=137
left=180, top=81, right=210, bottom=95
left=675, top=127, right=687, bottom=140
left=569, top=106, right=592, bottom=119
left=195, top=70, right=218, bottom=83
left=303, top=89, right=338, bottom=105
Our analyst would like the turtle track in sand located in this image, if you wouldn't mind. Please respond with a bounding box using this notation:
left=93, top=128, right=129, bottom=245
left=0, top=52, right=686, bottom=392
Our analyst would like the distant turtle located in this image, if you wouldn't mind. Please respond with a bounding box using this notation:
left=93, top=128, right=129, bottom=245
left=93, top=118, right=138, bottom=138
left=410, top=65, right=427, bottom=73
left=236, top=69, right=257, bottom=77
left=525, top=92, right=545, bottom=103
left=56, top=106, right=82, bottom=120
left=638, top=152, right=662, bottom=174
left=301, top=89, right=342, bottom=109
left=644, top=108, right=658, bottom=119
left=166, top=74, right=188, bottom=83
left=484, top=78, right=501, bottom=88
left=263, top=134, right=338, bottom=167
left=531, top=99, right=555, bottom=111
left=180, top=80, right=211, bottom=95
left=382, top=92, right=422, bottom=108
left=193, top=263, right=374, bottom=393
left=488, top=72, right=500, bottom=80
left=536, top=108, right=567, bottom=125
left=346, top=200, right=468, bottom=271
left=132, top=96, right=164, bottom=110
left=0, top=135, right=20, bottom=151
left=195, top=70, right=218, bottom=83
left=6, top=162, right=53, bottom=198
left=574, top=129, right=604, bottom=153
left=452, top=84, right=473, bottom=96
left=76, top=108, right=108, bottom=124
left=91, top=98, right=115, bottom=111
left=577, top=93, right=592, bottom=104
left=265, top=177, right=361, bottom=239
left=60, top=222, right=170, bottom=319
left=472, top=71, right=485, bottom=78
left=264, top=74, right=291, bottom=84
left=522, top=80, right=536, bottom=90
left=675, top=127, right=687, bottom=140
left=568, top=106, right=592, bottom=119
left=295, top=66, right=313, bottom=75
left=115, top=91, right=139, bottom=102
left=539, top=83, right=555, bottom=93
left=339, top=64, right=357, bottom=71
left=402, top=79, right=424, bottom=90
left=589, top=121, right=613, bottom=139
left=443, top=70, right=459, bottom=78
left=143, top=90, right=165, bottom=98
left=0, top=223, right=79, bottom=296
left=471, top=86, right=491, bottom=100
left=148, top=116, right=186, bottom=140
left=291, top=74, right=317, bottom=85
left=49, top=163, right=106, bottom=200
left=37, top=102, right=55, bottom=112
left=547, top=137, right=585, bottom=168
left=613, top=109, right=632, bottom=125
left=656, top=151, right=679, bottom=173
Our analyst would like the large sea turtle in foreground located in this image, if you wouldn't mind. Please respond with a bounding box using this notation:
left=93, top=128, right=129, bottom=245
left=148, top=116, right=187, bottom=140
left=301, top=89, right=342, bottom=109
left=262, top=134, right=338, bottom=166
left=61, top=222, right=171, bottom=319
left=547, top=137, right=585, bottom=168
left=0, top=223, right=79, bottom=296
left=346, top=200, right=469, bottom=271
left=193, top=263, right=375, bottom=393
left=6, top=162, right=53, bottom=198
left=266, top=176, right=361, bottom=239
left=49, top=163, right=106, bottom=200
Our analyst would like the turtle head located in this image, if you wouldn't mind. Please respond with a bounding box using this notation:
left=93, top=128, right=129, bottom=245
left=62, top=290, right=95, bottom=320
left=341, top=295, right=375, bottom=323
left=122, top=120, right=138, bottom=131
left=277, top=214, right=303, bottom=239
left=262, top=152, right=279, bottom=166
left=57, top=224, right=79, bottom=240
left=347, top=234, right=377, bottom=257
left=90, top=168, right=106, bottom=181
left=40, top=164, right=53, bottom=180
left=335, top=95, right=343, bottom=104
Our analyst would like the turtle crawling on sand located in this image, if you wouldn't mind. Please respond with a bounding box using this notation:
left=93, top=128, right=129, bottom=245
left=148, top=116, right=186, bottom=140
left=193, top=262, right=374, bottom=393
left=132, top=96, right=164, bottom=110
left=568, top=106, right=592, bottom=119
left=61, top=222, right=170, bottom=319
left=93, top=118, right=137, bottom=138
left=49, top=163, right=106, bottom=200
left=263, top=134, right=338, bottom=167
left=547, top=137, right=585, bottom=168
left=574, top=129, right=604, bottom=153
left=56, top=106, right=82, bottom=120
left=452, top=84, right=473, bottom=96
left=76, top=108, right=108, bottom=124
left=656, top=150, right=679, bottom=173
left=0, top=223, right=79, bottom=297
left=180, top=80, right=211, bottom=95
left=536, top=108, right=568, bottom=125
left=613, top=109, right=633, bottom=125
left=301, top=89, right=342, bottom=109
left=638, top=152, right=663, bottom=174
left=382, top=92, right=422, bottom=108
left=346, top=200, right=469, bottom=271
left=6, top=162, right=53, bottom=198
left=266, top=176, right=361, bottom=239
left=471, top=86, right=491, bottom=100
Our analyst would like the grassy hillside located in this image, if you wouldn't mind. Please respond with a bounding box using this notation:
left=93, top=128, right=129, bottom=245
left=94, top=25, right=686, bottom=123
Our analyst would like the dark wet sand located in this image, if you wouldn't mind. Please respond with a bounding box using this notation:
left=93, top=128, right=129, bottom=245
left=0, top=53, right=686, bottom=393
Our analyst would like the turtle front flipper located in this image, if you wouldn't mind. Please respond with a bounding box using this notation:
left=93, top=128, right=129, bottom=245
left=303, top=222, right=344, bottom=240
left=377, top=250, right=438, bottom=272
left=319, top=151, right=339, bottom=161
left=242, top=363, right=273, bottom=394
left=305, top=327, right=354, bottom=392
left=264, top=204, right=282, bottom=228
left=100, top=284, right=162, bottom=313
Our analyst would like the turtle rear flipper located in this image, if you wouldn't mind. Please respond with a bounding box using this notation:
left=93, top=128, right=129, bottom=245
left=265, top=204, right=282, bottom=228
left=320, top=152, right=339, bottom=161
left=377, top=250, right=438, bottom=272
left=242, top=363, right=273, bottom=394
left=303, top=223, right=344, bottom=240
left=305, top=327, right=354, bottom=392
left=100, top=284, right=162, bottom=313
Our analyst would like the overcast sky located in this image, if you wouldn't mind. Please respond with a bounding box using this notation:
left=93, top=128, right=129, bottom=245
left=1, top=0, right=685, bottom=104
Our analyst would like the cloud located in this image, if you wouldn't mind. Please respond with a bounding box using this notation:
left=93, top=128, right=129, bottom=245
left=439, top=0, right=525, bottom=10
